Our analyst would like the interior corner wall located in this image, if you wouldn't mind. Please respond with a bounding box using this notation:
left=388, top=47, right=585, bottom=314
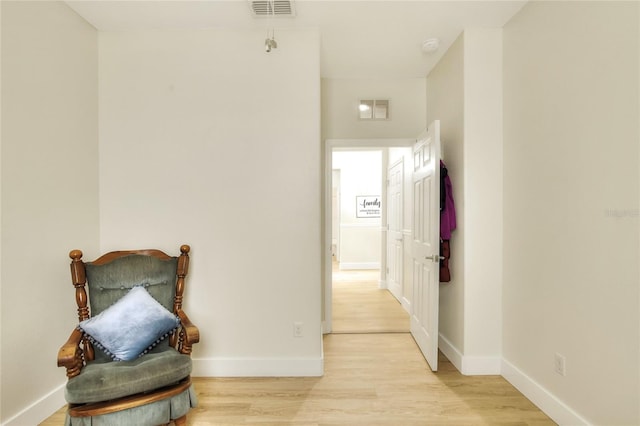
left=1, top=2, right=99, bottom=424
left=461, top=28, right=503, bottom=368
left=426, top=33, right=465, bottom=361
left=427, top=28, right=503, bottom=374
left=98, top=28, right=322, bottom=376
left=503, top=2, right=639, bottom=424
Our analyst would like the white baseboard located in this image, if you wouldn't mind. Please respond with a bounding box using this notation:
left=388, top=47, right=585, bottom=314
left=2, top=384, right=66, bottom=426
left=462, top=355, right=502, bottom=375
left=439, top=336, right=588, bottom=423
left=401, top=297, right=411, bottom=314
left=338, top=262, right=380, bottom=270
left=438, top=333, right=463, bottom=372
left=192, top=357, right=324, bottom=377
left=438, top=334, right=500, bottom=375
left=501, top=358, right=591, bottom=426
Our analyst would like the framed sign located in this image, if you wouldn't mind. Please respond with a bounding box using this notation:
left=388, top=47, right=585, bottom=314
left=356, top=195, right=381, bottom=218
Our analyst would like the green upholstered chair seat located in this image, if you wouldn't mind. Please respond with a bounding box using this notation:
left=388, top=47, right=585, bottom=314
left=65, top=348, right=192, bottom=404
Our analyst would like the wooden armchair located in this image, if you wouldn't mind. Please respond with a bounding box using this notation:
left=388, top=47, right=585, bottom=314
left=57, top=245, right=199, bottom=426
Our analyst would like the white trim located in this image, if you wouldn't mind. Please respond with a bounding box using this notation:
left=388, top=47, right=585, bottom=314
left=438, top=333, right=463, bottom=372
left=438, top=334, right=500, bottom=375
left=439, top=336, right=591, bottom=423
left=324, top=144, right=334, bottom=339
left=401, top=296, right=411, bottom=313
left=192, top=357, right=324, bottom=377
left=338, top=262, right=380, bottom=270
left=462, top=355, right=501, bottom=375
left=330, top=139, right=416, bottom=148
left=323, top=138, right=416, bottom=363
left=2, top=384, right=66, bottom=426
left=339, top=223, right=384, bottom=229
left=501, top=358, right=591, bottom=426
left=399, top=228, right=412, bottom=312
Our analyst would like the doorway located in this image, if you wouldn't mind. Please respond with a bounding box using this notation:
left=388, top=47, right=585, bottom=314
left=323, top=139, right=414, bottom=335
left=332, top=150, right=383, bottom=272
left=330, top=149, right=408, bottom=333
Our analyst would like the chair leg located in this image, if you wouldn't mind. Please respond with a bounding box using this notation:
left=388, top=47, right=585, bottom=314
left=173, top=415, right=187, bottom=425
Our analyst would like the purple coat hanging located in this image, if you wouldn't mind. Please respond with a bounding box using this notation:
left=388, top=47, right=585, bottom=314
left=440, top=160, right=457, bottom=239
left=440, top=160, right=457, bottom=282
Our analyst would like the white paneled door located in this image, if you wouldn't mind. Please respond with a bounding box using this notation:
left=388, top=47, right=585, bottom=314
left=410, top=121, right=441, bottom=371
left=386, top=159, right=403, bottom=302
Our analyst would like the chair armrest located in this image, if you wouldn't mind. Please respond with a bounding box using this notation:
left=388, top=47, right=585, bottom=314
left=57, top=328, right=84, bottom=378
left=176, top=310, right=200, bottom=355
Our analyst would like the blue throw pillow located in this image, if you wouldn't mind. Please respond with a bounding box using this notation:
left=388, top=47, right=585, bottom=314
left=78, top=286, right=180, bottom=361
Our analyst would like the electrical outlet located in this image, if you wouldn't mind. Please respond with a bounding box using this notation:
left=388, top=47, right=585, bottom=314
left=293, top=322, right=303, bottom=337
left=554, top=353, right=566, bottom=376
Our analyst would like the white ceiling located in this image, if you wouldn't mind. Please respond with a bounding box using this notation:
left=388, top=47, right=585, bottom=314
left=65, top=0, right=527, bottom=79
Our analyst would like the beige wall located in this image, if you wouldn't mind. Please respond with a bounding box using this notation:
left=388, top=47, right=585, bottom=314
left=426, top=29, right=503, bottom=372
left=503, top=2, right=639, bottom=424
left=1, top=2, right=99, bottom=424
left=98, top=28, right=322, bottom=374
left=426, top=34, right=465, bottom=355
left=322, top=78, right=427, bottom=140
left=462, top=28, right=503, bottom=363
left=4, top=2, right=639, bottom=424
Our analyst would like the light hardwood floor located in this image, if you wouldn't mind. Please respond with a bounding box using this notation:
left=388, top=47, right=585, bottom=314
left=41, top=267, right=555, bottom=425
left=331, top=266, right=409, bottom=334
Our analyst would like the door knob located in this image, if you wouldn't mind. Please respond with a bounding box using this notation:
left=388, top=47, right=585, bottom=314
left=425, top=255, right=444, bottom=262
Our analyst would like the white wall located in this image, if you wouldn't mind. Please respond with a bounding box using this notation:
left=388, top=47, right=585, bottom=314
left=503, top=2, right=639, bottom=424
left=98, top=28, right=322, bottom=375
left=333, top=150, right=382, bottom=269
left=462, top=28, right=503, bottom=367
left=426, top=34, right=465, bottom=356
left=322, top=78, right=426, bottom=140
left=1, top=2, right=99, bottom=424
left=426, top=29, right=503, bottom=373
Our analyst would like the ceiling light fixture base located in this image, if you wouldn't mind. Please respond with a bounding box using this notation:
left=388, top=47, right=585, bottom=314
left=421, top=38, right=440, bottom=53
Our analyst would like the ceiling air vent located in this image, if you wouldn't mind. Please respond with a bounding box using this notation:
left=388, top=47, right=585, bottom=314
left=249, top=0, right=296, bottom=17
